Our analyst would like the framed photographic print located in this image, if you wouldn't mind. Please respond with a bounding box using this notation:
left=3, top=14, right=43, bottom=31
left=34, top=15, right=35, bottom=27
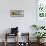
left=37, top=0, right=46, bottom=18
left=10, top=10, right=24, bottom=17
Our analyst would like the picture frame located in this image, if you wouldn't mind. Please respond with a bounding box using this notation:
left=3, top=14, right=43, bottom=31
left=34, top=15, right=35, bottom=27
left=10, top=10, right=24, bottom=17
left=37, top=0, right=46, bottom=18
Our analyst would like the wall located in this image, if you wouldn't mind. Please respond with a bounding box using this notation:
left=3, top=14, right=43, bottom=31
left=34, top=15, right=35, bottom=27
left=0, top=0, right=36, bottom=42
